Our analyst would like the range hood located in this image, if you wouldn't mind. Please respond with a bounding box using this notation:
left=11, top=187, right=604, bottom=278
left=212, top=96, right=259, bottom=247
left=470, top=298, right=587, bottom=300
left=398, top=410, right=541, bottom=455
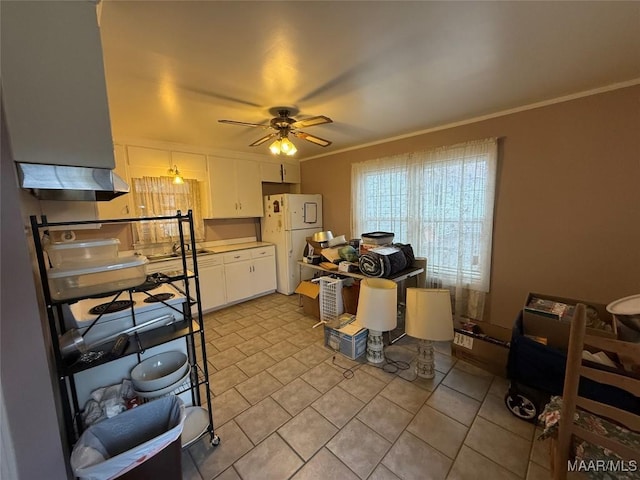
left=17, top=163, right=129, bottom=201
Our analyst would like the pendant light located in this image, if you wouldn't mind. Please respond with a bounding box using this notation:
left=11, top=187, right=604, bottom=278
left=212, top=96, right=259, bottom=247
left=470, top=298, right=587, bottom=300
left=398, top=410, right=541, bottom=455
left=168, top=165, right=184, bottom=184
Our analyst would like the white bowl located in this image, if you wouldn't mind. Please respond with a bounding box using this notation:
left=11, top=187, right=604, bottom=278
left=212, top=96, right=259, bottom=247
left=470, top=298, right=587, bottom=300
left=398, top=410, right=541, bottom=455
left=182, top=406, right=210, bottom=448
left=607, top=295, right=640, bottom=336
left=130, top=351, right=188, bottom=392
left=133, top=364, right=192, bottom=399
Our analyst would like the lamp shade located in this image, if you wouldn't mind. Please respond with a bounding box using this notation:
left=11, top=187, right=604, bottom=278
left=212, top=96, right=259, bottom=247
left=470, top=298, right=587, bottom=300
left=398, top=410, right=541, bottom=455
left=405, top=288, right=454, bottom=341
left=356, top=278, right=397, bottom=331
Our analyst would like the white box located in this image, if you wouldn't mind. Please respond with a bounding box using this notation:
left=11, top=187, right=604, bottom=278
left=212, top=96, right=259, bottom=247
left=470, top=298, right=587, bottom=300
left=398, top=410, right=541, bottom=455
left=324, top=322, right=368, bottom=360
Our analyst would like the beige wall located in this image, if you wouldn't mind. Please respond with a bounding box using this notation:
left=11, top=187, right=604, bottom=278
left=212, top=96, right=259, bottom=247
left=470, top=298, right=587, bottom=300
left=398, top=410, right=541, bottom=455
left=63, top=215, right=260, bottom=249
left=301, top=85, right=640, bottom=328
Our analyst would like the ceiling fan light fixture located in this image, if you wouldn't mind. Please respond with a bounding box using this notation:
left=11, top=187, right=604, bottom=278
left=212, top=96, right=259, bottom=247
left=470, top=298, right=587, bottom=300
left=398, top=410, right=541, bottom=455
left=280, top=137, right=297, bottom=156
left=219, top=107, right=332, bottom=153
left=269, top=139, right=282, bottom=155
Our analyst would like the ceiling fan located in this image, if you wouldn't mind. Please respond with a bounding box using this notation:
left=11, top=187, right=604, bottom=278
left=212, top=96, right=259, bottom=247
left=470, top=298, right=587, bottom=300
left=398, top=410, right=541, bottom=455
left=218, top=107, right=333, bottom=155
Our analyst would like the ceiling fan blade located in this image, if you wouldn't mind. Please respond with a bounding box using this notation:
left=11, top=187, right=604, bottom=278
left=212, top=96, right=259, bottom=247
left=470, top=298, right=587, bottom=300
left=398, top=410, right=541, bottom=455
left=292, top=131, right=332, bottom=147
left=219, top=119, right=268, bottom=128
left=250, top=133, right=277, bottom=146
left=290, top=115, right=333, bottom=129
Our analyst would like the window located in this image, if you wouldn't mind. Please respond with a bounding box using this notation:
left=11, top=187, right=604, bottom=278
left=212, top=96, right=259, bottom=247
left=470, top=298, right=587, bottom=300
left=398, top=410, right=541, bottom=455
left=131, top=176, right=205, bottom=244
left=352, top=138, right=497, bottom=317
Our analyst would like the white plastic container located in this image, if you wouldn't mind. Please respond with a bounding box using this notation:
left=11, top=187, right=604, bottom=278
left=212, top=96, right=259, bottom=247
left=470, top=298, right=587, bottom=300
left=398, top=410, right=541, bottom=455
left=319, top=276, right=345, bottom=322
left=361, top=231, right=394, bottom=245
left=46, top=238, right=120, bottom=267
left=47, top=255, right=148, bottom=300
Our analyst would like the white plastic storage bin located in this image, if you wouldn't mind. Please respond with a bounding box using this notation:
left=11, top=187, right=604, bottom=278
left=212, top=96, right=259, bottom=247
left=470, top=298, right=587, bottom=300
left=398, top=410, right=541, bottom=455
left=324, top=324, right=368, bottom=359
left=46, top=238, right=120, bottom=267
left=361, top=231, right=394, bottom=245
left=319, top=276, right=345, bottom=322
left=48, top=255, right=148, bottom=300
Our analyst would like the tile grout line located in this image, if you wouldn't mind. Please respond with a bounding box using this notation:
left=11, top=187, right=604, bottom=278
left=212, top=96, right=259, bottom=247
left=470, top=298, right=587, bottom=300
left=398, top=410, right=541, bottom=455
left=453, top=375, right=533, bottom=479
left=202, top=296, right=533, bottom=480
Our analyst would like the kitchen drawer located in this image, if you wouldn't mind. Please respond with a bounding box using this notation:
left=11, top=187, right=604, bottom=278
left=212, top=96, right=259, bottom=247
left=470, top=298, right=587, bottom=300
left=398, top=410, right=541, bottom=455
left=223, top=250, right=252, bottom=264
left=197, top=255, right=223, bottom=268
left=251, top=246, right=274, bottom=259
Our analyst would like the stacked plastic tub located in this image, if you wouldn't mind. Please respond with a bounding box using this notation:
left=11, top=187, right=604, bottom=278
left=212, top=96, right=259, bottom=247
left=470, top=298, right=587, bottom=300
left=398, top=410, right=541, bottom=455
left=45, top=238, right=148, bottom=300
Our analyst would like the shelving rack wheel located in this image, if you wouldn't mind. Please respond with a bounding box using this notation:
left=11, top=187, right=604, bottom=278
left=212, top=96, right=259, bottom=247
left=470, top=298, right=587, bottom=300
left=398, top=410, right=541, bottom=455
left=30, top=210, right=218, bottom=451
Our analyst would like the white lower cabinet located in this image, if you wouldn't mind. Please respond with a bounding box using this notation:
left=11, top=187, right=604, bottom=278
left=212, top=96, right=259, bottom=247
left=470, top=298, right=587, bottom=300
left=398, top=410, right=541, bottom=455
left=146, top=245, right=276, bottom=310
left=224, top=257, right=255, bottom=304
left=197, top=256, right=226, bottom=312
left=223, top=246, right=276, bottom=304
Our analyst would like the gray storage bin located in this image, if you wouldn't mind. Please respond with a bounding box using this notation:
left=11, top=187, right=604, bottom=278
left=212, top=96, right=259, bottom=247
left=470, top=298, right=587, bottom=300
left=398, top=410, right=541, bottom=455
left=71, top=396, right=185, bottom=480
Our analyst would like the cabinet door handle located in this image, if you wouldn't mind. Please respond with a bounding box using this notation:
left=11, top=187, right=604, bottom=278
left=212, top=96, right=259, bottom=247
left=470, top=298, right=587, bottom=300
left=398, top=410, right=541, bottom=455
left=125, top=205, right=130, bottom=214
left=234, top=255, right=241, bottom=259
left=235, top=202, right=238, bottom=210
left=239, top=202, right=242, bottom=210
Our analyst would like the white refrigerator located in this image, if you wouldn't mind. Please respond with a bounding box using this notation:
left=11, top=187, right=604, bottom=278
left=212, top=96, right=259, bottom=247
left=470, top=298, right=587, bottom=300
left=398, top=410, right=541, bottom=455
left=261, top=194, right=323, bottom=295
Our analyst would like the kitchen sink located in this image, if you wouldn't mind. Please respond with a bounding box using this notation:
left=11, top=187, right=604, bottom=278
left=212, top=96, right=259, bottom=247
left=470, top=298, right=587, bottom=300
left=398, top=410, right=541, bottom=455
left=146, top=249, right=216, bottom=261
left=146, top=253, right=180, bottom=261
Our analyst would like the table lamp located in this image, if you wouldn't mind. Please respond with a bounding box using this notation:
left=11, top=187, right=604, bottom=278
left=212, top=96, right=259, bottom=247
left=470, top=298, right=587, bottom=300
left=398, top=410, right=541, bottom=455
left=405, top=288, right=454, bottom=378
left=356, top=278, right=398, bottom=363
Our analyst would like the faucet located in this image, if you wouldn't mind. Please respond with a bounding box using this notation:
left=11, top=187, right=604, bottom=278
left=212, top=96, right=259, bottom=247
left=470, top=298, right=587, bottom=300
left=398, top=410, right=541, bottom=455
left=172, top=242, right=191, bottom=254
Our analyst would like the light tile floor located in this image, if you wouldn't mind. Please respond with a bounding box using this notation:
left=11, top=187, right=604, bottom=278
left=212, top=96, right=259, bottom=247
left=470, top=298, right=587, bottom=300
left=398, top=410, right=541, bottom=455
left=182, top=293, right=554, bottom=480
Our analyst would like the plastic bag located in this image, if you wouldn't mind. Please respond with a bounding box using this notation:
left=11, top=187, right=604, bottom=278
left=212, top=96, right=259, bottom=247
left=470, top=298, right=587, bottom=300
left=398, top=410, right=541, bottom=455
left=82, top=380, right=136, bottom=427
left=71, top=396, right=185, bottom=480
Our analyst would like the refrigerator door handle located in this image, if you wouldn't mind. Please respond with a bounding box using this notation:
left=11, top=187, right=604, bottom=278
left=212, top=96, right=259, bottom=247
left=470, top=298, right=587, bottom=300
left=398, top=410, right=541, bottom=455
left=303, top=202, right=317, bottom=224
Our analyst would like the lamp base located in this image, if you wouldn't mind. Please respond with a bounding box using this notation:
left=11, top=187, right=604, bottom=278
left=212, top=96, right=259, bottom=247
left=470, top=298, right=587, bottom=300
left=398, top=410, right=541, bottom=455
left=415, top=339, right=435, bottom=378
left=366, top=329, right=385, bottom=364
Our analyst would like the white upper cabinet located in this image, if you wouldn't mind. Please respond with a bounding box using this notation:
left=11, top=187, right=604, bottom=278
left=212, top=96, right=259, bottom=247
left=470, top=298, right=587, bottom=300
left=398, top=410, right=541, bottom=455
left=281, top=162, right=301, bottom=183
left=125, top=145, right=209, bottom=217
left=260, top=161, right=301, bottom=184
left=127, top=146, right=207, bottom=179
left=171, top=151, right=208, bottom=179
left=126, top=146, right=172, bottom=178
left=260, top=162, right=283, bottom=183
left=1, top=1, right=114, bottom=168
left=207, top=157, right=263, bottom=218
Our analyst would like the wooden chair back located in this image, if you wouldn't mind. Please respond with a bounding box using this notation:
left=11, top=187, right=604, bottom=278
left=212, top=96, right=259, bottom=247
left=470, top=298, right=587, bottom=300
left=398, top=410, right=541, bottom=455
left=554, top=303, right=640, bottom=480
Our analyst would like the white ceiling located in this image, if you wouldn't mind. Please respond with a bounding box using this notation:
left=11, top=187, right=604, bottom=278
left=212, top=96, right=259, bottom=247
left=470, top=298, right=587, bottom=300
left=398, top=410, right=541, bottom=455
left=99, top=1, right=640, bottom=160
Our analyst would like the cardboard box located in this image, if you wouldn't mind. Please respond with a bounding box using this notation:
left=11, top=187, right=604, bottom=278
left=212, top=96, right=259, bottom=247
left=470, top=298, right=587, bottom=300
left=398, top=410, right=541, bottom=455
left=341, top=283, right=360, bottom=315
left=324, top=321, right=368, bottom=360
left=295, top=281, right=320, bottom=319
left=522, top=292, right=617, bottom=349
left=452, top=319, right=511, bottom=377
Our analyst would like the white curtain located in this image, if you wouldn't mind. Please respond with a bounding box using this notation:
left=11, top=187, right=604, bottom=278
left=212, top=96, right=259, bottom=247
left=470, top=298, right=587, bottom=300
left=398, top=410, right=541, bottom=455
left=131, top=176, right=204, bottom=244
left=351, top=138, right=498, bottom=320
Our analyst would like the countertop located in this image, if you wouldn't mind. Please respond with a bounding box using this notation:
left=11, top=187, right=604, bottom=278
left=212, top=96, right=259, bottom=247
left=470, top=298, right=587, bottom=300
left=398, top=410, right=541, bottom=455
left=146, top=241, right=274, bottom=263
